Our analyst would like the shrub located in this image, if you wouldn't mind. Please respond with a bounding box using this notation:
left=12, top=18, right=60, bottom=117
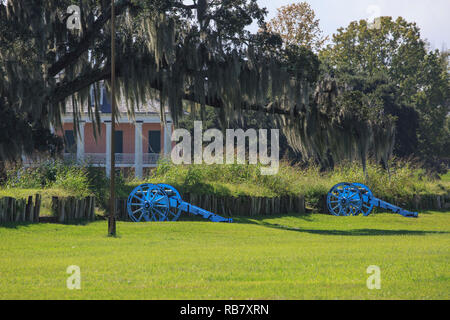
left=133, top=159, right=449, bottom=211
left=4, top=159, right=92, bottom=198
left=2, top=158, right=448, bottom=212
left=52, top=166, right=91, bottom=197
left=5, top=160, right=64, bottom=188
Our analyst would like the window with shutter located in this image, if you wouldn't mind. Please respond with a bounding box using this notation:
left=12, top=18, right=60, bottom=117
left=64, top=130, right=76, bottom=153
left=148, top=130, right=161, bottom=153
left=115, top=131, right=123, bottom=153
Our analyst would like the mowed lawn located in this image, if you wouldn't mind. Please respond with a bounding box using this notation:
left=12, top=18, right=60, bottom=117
left=0, top=212, right=449, bottom=299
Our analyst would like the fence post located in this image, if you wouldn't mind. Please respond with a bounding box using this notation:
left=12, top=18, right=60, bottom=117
left=25, top=196, right=33, bottom=222
left=34, top=194, right=41, bottom=222
left=59, top=198, right=65, bottom=223
left=0, top=198, right=5, bottom=223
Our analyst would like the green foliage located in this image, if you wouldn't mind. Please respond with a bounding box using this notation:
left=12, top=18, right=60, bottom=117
left=83, top=167, right=130, bottom=209
left=176, top=105, right=221, bottom=132
left=2, top=159, right=448, bottom=213
left=130, top=159, right=449, bottom=211
left=0, top=0, right=314, bottom=162
left=83, top=166, right=110, bottom=209
left=134, top=160, right=284, bottom=197
left=413, top=50, right=450, bottom=166
left=52, top=166, right=91, bottom=198
left=6, top=160, right=63, bottom=189
left=441, top=172, right=450, bottom=183
left=320, top=17, right=450, bottom=169
left=4, top=160, right=92, bottom=198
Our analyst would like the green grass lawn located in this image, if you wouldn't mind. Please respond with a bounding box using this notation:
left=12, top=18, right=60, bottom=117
left=0, top=212, right=449, bottom=299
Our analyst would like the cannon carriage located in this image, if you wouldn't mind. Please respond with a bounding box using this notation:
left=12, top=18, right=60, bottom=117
left=127, top=183, right=232, bottom=222
left=327, top=182, right=418, bottom=218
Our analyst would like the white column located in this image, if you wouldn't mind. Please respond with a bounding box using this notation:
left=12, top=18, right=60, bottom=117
left=76, top=121, right=85, bottom=163
left=105, top=121, right=111, bottom=177
left=164, top=120, right=172, bottom=157
left=134, top=121, right=143, bottom=179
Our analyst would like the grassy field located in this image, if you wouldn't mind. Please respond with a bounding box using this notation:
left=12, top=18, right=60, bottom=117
left=0, top=211, right=449, bottom=300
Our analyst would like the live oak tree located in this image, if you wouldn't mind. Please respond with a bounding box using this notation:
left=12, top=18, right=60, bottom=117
left=0, top=0, right=397, bottom=173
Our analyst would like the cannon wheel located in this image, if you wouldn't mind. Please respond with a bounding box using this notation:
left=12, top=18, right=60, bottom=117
left=327, top=182, right=363, bottom=216
left=352, top=183, right=374, bottom=216
left=157, top=184, right=183, bottom=221
left=127, top=184, right=170, bottom=222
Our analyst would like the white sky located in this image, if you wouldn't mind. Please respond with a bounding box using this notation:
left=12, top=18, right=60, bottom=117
left=2, top=0, right=446, bottom=49
left=252, top=0, right=449, bottom=50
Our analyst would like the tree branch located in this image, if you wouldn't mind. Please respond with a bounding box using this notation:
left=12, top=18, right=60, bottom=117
left=51, top=63, right=303, bottom=118
left=48, top=0, right=131, bottom=78
left=50, top=67, right=111, bottom=104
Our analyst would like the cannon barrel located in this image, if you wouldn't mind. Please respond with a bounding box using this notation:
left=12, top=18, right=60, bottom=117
left=365, top=197, right=418, bottom=218
left=177, top=201, right=233, bottom=222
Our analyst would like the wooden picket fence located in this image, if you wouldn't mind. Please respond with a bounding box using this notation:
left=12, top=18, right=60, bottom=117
left=412, top=194, right=450, bottom=210
left=51, top=196, right=96, bottom=223
left=111, top=191, right=450, bottom=221
left=316, top=193, right=450, bottom=213
left=114, top=193, right=306, bottom=221
left=0, top=195, right=41, bottom=223
left=0, top=195, right=95, bottom=224
left=1, top=191, right=448, bottom=224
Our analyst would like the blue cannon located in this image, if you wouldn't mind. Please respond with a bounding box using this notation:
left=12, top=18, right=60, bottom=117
left=327, top=182, right=418, bottom=218
left=127, top=183, right=232, bottom=222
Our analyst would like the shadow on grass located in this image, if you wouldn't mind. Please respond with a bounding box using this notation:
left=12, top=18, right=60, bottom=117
left=0, top=221, right=36, bottom=229
left=176, top=212, right=317, bottom=223
left=0, top=218, right=94, bottom=229
left=233, top=213, right=316, bottom=222
left=236, top=217, right=449, bottom=236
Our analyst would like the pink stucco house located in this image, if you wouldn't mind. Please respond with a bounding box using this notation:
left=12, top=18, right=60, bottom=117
left=58, top=86, right=173, bottom=178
